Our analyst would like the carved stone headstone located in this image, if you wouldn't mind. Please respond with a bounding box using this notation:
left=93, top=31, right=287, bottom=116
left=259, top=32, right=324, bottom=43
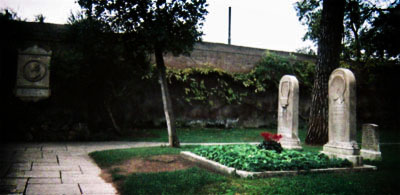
left=15, top=45, right=51, bottom=102
left=277, top=75, right=302, bottom=150
left=360, top=124, right=381, bottom=160
left=322, top=68, right=362, bottom=165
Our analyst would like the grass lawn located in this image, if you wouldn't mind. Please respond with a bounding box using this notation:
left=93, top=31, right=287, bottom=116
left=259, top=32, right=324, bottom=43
left=120, top=126, right=400, bottom=144
left=90, top=136, right=400, bottom=194
left=121, top=128, right=272, bottom=143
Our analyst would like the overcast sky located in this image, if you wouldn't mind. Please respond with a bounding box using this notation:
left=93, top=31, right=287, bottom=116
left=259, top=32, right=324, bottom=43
left=0, top=0, right=314, bottom=52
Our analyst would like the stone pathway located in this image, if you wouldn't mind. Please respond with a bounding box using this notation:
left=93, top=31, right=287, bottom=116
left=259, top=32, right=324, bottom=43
left=0, top=142, right=167, bottom=195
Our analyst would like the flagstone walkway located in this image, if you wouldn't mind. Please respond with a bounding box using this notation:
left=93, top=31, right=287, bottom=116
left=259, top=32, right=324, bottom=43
left=0, top=142, right=169, bottom=195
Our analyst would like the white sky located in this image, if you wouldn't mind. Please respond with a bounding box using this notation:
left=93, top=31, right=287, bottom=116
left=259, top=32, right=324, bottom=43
left=0, top=0, right=314, bottom=52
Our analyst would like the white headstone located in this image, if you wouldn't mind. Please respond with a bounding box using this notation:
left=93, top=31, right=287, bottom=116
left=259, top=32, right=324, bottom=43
left=277, top=75, right=302, bottom=150
left=360, top=124, right=381, bottom=160
left=323, top=68, right=362, bottom=166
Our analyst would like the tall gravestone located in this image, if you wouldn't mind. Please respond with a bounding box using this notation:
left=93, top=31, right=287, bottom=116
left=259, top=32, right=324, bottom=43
left=360, top=124, right=381, bottom=160
left=277, top=75, right=302, bottom=150
left=322, top=68, right=362, bottom=165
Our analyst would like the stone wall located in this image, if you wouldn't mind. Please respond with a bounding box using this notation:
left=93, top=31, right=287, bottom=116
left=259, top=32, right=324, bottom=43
left=164, top=42, right=316, bottom=73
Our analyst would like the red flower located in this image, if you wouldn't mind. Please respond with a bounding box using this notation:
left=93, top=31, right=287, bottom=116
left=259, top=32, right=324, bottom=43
left=261, top=132, right=282, bottom=141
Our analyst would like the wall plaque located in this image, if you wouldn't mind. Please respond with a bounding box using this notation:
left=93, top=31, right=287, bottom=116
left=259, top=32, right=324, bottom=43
left=15, top=45, right=51, bottom=102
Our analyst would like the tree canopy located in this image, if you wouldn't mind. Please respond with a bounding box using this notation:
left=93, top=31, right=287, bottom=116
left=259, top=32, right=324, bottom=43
left=295, top=0, right=400, bottom=62
left=77, top=0, right=208, bottom=56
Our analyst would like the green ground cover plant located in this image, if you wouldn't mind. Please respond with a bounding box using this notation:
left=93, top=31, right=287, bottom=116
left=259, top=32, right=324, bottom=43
left=193, top=144, right=351, bottom=171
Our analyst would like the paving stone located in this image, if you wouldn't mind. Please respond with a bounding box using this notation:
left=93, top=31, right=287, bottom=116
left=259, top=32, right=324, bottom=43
left=79, top=183, right=117, bottom=194
left=33, top=162, right=59, bottom=166
left=80, top=166, right=101, bottom=175
left=28, top=178, right=62, bottom=184
left=14, top=152, right=42, bottom=159
left=42, top=145, right=67, bottom=151
left=59, top=160, right=95, bottom=166
left=10, top=163, right=32, bottom=171
left=32, top=165, right=80, bottom=171
left=62, top=175, right=106, bottom=184
left=31, top=158, right=58, bottom=163
left=0, top=178, right=27, bottom=193
left=61, top=171, right=82, bottom=177
left=6, top=171, right=25, bottom=178
left=25, top=184, right=81, bottom=195
left=42, top=153, right=58, bottom=159
left=24, top=171, right=60, bottom=178
left=25, top=147, right=42, bottom=152
left=0, top=178, right=28, bottom=185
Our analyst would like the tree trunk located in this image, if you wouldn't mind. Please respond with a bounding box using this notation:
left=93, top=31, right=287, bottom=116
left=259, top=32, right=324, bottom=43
left=155, top=49, right=180, bottom=147
left=306, top=0, right=345, bottom=145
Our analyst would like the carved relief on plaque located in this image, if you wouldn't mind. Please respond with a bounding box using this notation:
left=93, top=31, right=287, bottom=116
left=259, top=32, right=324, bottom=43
left=23, top=60, right=48, bottom=82
left=329, top=74, right=346, bottom=104
left=280, top=81, right=290, bottom=108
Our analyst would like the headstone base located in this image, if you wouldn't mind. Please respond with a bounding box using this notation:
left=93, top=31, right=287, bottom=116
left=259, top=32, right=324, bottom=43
left=323, top=142, right=362, bottom=166
left=323, top=141, right=360, bottom=155
left=360, top=149, right=382, bottom=160
left=280, top=138, right=302, bottom=150
left=322, top=151, right=363, bottom=166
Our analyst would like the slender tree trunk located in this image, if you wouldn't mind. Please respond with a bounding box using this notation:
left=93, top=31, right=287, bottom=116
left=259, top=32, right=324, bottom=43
left=306, top=0, right=345, bottom=145
left=155, top=49, right=180, bottom=147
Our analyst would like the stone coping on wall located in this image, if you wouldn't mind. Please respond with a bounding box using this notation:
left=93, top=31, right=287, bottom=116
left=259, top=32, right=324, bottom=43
left=180, top=151, right=377, bottom=179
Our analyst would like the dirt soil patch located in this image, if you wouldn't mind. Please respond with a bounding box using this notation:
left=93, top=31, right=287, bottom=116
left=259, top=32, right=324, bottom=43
left=99, top=155, right=197, bottom=192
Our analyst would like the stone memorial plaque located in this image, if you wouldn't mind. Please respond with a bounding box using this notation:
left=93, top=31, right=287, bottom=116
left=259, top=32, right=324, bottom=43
left=361, top=124, right=381, bottom=160
left=322, top=68, right=361, bottom=166
left=15, top=45, right=51, bottom=102
left=277, top=75, right=301, bottom=150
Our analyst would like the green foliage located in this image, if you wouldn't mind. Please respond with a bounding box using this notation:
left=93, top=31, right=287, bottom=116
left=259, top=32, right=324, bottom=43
left=238, top=52, right=315, bottom=92
left=77, top=0, right=208, bottom=56
left=257, top=141, right=283, bottom=153
left=361, top=2, right=400, bottom=59
left=295, top=0, right=400, bottom=61
left=51, top=12, right=151, bottom=134
left=166, top=67, right=248, bottom=104
left=193, top=144, right=351, bottom=172
left=162, top=52, right=315, bottom=105
left=122, top=167, right=225, bottom=195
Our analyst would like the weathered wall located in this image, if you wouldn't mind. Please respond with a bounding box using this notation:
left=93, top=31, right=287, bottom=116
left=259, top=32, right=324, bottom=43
left=164, top=42, right=316, bottom=72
